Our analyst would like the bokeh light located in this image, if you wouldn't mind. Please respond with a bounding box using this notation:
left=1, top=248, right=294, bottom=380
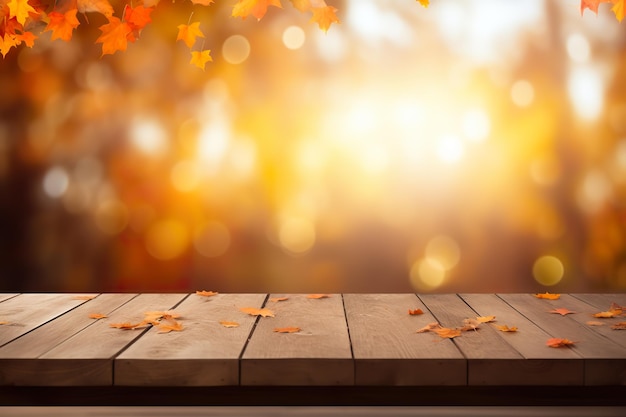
left=533, top=255, right=565, bottom=286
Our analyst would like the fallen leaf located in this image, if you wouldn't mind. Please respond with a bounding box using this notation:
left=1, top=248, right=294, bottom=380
left=416, top=322, right=440, bottom=333
left=592, top=308, right=622, bottom=318
left=610, top=302, right=625, bottom=312
left=611, top=321, right=626, bottom=330
left=190, top=49, right=212, bottom=70
left=273, top=326, right=301, bottom=333
left=310, top=5, right=340, bottom=32
left=144, top=310, right=180, bottom=324
left=408, top=308, right=424, bottom=315
left=0, top=321, right=8, bottom=325
left=460, top=318, right=481, bottom=331
left=433, top=327, right=462, bottom=339
left=494, top=324, right=518, bottom=332
left=549, top=308, right=576, bottom=316
left=88, top=313, right=107, bottom=319
left=269, top=296, right=289, bottom=302
left=156, top=319, right=184, bottom=333
left=586, top=321, right=605, bottom=326
left=219, top=320, right=240, bottom=328
left=240, top=307, right=275, bottom=317
left=306, top=294, right=330, bottom=299
left=476, top=315, right=496, bottom=323
left=109, top=321, right=148, bottom=330
left=534, top=292, right=560, bottom=300
left=196, top=290, right=218, bottom=297
left=547, top=337, right=576, bottom=348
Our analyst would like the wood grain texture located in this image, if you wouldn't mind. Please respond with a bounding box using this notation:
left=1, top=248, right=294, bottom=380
left=0, top=293, right=93, bottom=347
left=460, top=293, right=583, bottom=385
left=13, top=293, right=188, bottom=386
left=419, top=293, right=525, bottom=385
left=241, top=294, right=353, bottom=385
left=344, top=293, right=465, bottom=385
left=115, top=293, right=266, bottom=386
left=0, top=294, right=19, bottom=303
left=498, top=293, right=626, bottom=385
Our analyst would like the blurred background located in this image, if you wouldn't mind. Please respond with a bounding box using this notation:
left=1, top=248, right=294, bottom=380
left=1, top=0, right=626, bottom=294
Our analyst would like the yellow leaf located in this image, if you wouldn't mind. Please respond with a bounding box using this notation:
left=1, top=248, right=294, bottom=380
left=586, top=320, right=604, bottom=326
left=290, top=0, right=311, bottom=12
left=612, top=0, right=625, bottom=21
left=494, top=324, right=518, bottom=332
left=433, top=327, right=462, bottom=339
left=592, top=309, right=622, bottom=318
left=232, top=0, right=282, bottom=21
left=96, top=16, right=131, bottom=56
left=416, top=322, right=440, bottom=333
left=196, top=290, right=218, bottom=297
left=240, top=307, right=275, bottom=317
left=8, top=0, right=36, bottom=25
left=0, top=321, right=9, bottom=325
left=310, top=5, right=340, bottom=33
left=476, top=315, right=496, bottom=323
left=177, top=22, right=205, bottom=48
left=156, top=319, right=184, bottom=333
left=220, top=320, right=240, bottom=328
left=190, top=50, right=213, bottom=71
left=273, top=326, right=301, bottom=333
left=417, top=0, right=429, bottom=7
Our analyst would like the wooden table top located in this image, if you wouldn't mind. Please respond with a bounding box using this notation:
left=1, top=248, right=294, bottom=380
left=0, top=293, right=625, bottom=388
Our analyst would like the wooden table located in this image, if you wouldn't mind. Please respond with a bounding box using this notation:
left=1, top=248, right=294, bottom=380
left=0, top=293, right=625, bottom=406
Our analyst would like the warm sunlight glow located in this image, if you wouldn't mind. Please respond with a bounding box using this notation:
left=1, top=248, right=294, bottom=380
left=222, top=35, right=251, bottom=65
left=43, top=166, right=69, bottom=198
left=568, top=66, right=604, bottom=121
left=510, top=79, right=535, bottom=108
left=533, top=255, right=564, bottom=286
left=282, top=26, right=306, bottom=50
left=130, top=118, right=168, bottom=156
left=194, top=221, right=231, bottom=258
left=145, top=219, right=190, bottom=260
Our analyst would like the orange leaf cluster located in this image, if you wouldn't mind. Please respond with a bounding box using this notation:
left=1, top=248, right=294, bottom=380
left=416, top=315, right=498, bottom=338
left=611, top=322, right=626, bottom=330
left=534, top=292, right=560, bottom=300
left=546, top=337, right=576, bottom=348
left=109, top=310, right=184, bottom=333
left=592, top=302, right=624, bottom=318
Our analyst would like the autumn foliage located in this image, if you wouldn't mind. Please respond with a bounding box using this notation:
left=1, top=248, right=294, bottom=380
left=1, top=0, right=622, bottom=68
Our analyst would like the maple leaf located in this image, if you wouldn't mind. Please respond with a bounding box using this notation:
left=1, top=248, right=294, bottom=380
left=96, top=16, right=131, bottom=56
left=0, top=34, right=19, bottom=59
left=177, top=22, right=204, bottom=48
left=587, top=320, right=605, bottom=326
left=45, top=10, right=80, bottom=42
left=580, top=0, right=612, bottom=14
left=408, top=308, right=424, bottom=315
left=310, top=5, right=339, bottom=32
left=611, top=321, right=626, bottom=330
left=190, top=49, right=212, bottom=70
left=434, top=327, right=462, bottom=339
left=534, top=292, right=560, bottom=300
left=240, top=307, right=275, bottom=317
left=109, top=321, right=148, bottom=330
left=273, top=326, right=301, bottom=333
left=124, top=4, right=153, bottom=31
left=476, top=315, right=496, bottom=323
left=460, top=318, right=481, bottom=331
left=592, top=308, right=622, bottom=318
left=417, top=0, right=429, bottom=7
left=156, top=319, right=184, bottom=333
left=549, top=308, right=576, bottom=316
left=269, top=296, right=289, bottom=302
left=190, top=0, right=214, bottom=5
left=416, top=322, right=440, bottom=333
left=16, top=31, right=35, bottom=47
left=144, top=310, right=181, bottom=324
left=289, top=0, right=311, bottom=12
left=88, top=313, right=107, bottom=319
left=220, top=320, right=240, bottom=328
left=77, top=0, right=113, bottom=17
left=494, top=324, right=518, bottom=332
left=307, top=294, right=330, bottom=299
left=546, top=337, right=576, bottom=348
left=611, top=0, right=625, bottom=21
left=196, top=290, right=218, bottom=297
left=232, top=0, right=282, bottom=21
left=7, top=0, right=36, bottom=25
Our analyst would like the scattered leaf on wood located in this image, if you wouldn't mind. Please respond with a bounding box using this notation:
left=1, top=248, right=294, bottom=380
left=610, top=302, right=625, bottom=312
left=72, top=295, right=97, bottom=300
left=476, top=315, right=496, bottom=323
left=549, top=308, right=576, bottom=316
left=611, top=322, right=626, bottom=330
left=534, top=292, right=560, bottom=300
left=307, top=294, right=330, bottom=299
left=240, top=307, right=275, bottom=317
left=546, top=337, right=576, bottom=348
left=416, top=322, right=440, bottom=333
left=433, top=327, right=462, bottom=339
left=156, top=320, right=184, bottom=333
left=273, top=326, right=301, bottom=333
left=219, top=321, right=240, bottom=328
left=494, top=324, right=518, bottom=332
left=592, top=309, right=622, bottom=318
left=196, top=290, right=218, bottom=297
left=144, top=310, right=181, bottom=324
left=408, top=308, right=424, bottom=315
left=269, top=297, right=289, bottom=302
left=586, top=321, right=605, bottom=326
left=109, top=321, right=149, bottom=330
left=0, top=321, right=8, bottom=325
left=88, top=313, right=107, bottom=319
left=460, top=318, right=481, bottom=331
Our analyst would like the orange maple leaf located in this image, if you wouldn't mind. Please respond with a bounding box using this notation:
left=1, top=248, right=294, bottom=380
left=7, top=0, right=36, bottom=25
left=476, top=315, right=496, bottom=323
left=611, top=321, right=626, bottom=330
left=269, top=296, right=289, bottom=302
left=549, top=308, right=576, bottom=316
left=534, top=292, right=560, bottom=300
left=433, top=327, right=462, bottom=339
left=45, top=10, right=80, bottom=42
left=460, top=318, right=481, bottom=331
left=273, top=326, right=301, bottom=333
left=408, top=308, right=424, bottom=315
left=219, top=320, right=240, bottom=328
left=124, top=4, right=153, bottom=32
left=290, top=0, right=311, bottom=12
left=592, top=309, right=622, bottom=318
left=310, top=5, right=339, bottom=33
left=177, top=22, right=204, bottom=48
left=196, top=290, right=218, bottom=297
left=16, top=31, right=35, bottom=47
left=240, top=307, right=275, bottom=317
left=77, top=0, right=113, bottom=17
left=0, top=34, right=18, bottom=58
left=587, top=320, right=605, bottom=326
left=232, top=0, right=282, bottom=21
left=190, top=49, right=212, bottom=70
left=156, top=319, right=184, bottom=333
left=494, top=324, right=518, bottom=332
left=96, top=16, right=131, bottom=56
left=546, top=337, right=576, bottom=348
left=307, top=294, right=330, bottom=299
left=144, top=310, right=181, bottom=324
left=580, top=0, right=612, bottom=14
left=88, top=313, right=107, bottom=319
left=109, top=321, right=148, bottom=330
left=416, top=322, right=440, bottom=333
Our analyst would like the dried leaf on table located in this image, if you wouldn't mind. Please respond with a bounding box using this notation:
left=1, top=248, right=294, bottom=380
left=273, top=326, right=301, bottom=333
left=219, top=321, right=240, bottom=328
left=534, top=292, right=560, bottom=300
left=546, top=337, right=576, bottom=348
left=408, top=308, right=424, bottom=315
left=240, top=307, right=275, bottom=317
left=549, top=308, right=576, bottom=316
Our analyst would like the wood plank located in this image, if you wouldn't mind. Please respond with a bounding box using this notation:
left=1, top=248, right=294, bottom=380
left=499, top=293, right=626, bottom=385
left=0, top=294, right=19, bottom=303
left=460, top=293, right=582, bottom=385
left=419, top=293, right=526, bottom=385
left=343, top=293, right=465, bottom=385
left=0, top=293, right=95, bottom=347
left=241, top=294, right=353, bottom=386
left=5, top=293, right=187, bottom=386
left=115, top=293, right=266, bottom=386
